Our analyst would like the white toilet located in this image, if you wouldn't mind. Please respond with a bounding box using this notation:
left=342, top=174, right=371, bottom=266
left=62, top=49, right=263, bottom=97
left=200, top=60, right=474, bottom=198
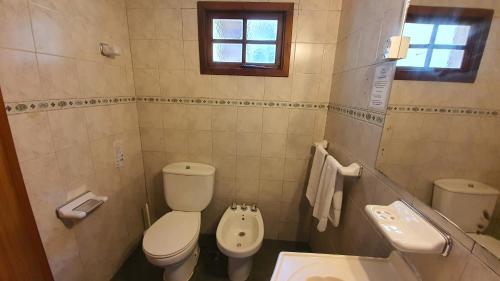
left=432, top=178, right=500, bottom=257
left=216, top=203, right=264, bottom=281
left=142, top=162, right=215, bottom=281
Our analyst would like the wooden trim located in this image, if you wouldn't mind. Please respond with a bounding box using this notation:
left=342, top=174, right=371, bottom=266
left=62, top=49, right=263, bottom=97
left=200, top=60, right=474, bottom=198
left=0, top=88, right=54, bottom=281
left=395, top=6, right=494, bottom=83
left=197, top=1, right=294, bottom=77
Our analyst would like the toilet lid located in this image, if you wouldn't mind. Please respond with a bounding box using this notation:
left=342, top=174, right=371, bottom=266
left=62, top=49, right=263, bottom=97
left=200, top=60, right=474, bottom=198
left=143, top=211, right=200, bottom=258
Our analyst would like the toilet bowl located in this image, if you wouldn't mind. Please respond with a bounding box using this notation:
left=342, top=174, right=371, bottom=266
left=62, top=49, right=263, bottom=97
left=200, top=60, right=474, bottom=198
left=142, top=162, right=215, bottom=281
left=216, top=204, right=264, bottom=281
left=143, top=211, right=201, bottom=281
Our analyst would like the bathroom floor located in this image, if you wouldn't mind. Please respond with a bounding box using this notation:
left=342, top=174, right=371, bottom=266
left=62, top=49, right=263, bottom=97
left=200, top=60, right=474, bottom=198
left=111, top=235, right=310, bottom=281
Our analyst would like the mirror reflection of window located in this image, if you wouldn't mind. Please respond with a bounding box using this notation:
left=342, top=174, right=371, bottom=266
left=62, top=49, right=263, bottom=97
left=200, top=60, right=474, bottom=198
left=395, top=6, right=493, bottom=83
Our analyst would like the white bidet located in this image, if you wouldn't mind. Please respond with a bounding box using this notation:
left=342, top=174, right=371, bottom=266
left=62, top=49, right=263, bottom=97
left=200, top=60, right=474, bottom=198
left=216, top=204, right=264, bottom=281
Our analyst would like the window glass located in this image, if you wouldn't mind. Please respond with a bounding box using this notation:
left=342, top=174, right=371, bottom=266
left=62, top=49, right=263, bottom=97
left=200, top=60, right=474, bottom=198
left=435, top=25, right=470, bottom=46
left=403, top=23, right=435, bottom=44
left=213, top=19, right=243, bottom=39
left=397, top=48, right=428, bottom=67
left=430, top=49, right=464, bottom=68
left=213, top=43, right=243, bottom=62
left=247, top=19, right=278, bottom=41
left=246, top=44, right=276, bottom=63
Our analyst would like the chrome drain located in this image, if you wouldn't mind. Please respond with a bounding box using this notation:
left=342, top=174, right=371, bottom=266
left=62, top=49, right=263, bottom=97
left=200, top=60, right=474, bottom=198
left=238, top=232, right=245, bottom=237
left=237, top=243, right=242, bottom=247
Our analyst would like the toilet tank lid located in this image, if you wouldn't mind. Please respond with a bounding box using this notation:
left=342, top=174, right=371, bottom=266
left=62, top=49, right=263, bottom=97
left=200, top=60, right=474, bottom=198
left=434, top=179, right=499, bottom=195
left=162, top=162, right=215, bottom=176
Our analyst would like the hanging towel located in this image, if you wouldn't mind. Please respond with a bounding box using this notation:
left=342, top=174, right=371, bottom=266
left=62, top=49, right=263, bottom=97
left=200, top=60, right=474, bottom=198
left=329, top=173, right=344, bottom=227
left=306, top=144, right=328, bottom=206
left=313, top=155, right=342, bottom=232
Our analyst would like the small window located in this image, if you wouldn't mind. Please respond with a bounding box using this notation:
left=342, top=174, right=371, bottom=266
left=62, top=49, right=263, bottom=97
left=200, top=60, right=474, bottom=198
left=197, top=2, right=294, bottom=77
left=395, top=6, right=493, bottom=83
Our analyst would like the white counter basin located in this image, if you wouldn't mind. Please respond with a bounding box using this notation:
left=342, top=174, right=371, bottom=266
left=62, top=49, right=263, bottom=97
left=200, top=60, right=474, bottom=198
left=270, top=251, right=419, bottom=281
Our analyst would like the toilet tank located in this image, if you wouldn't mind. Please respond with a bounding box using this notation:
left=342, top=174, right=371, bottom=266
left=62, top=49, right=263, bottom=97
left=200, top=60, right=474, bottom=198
left=432, top=179, right=499, bottom=233
left=162, top=162, right=215, bottom=212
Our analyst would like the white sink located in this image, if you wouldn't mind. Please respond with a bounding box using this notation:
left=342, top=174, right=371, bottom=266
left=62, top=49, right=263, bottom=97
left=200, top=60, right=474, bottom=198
left=270, top=251, right=419, bottom=281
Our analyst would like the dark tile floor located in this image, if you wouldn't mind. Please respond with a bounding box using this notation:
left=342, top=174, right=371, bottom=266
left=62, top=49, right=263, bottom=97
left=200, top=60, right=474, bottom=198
left=112, top=235, right=310, bottom=281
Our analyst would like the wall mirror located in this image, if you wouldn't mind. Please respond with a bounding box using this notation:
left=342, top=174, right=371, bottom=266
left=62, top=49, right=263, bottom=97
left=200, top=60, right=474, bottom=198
left=376, top=0, right=499, bottom=260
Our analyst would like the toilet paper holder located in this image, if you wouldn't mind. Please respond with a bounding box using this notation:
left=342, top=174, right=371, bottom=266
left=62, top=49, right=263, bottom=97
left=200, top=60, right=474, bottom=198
left=56, top=191, right=108, bottom=220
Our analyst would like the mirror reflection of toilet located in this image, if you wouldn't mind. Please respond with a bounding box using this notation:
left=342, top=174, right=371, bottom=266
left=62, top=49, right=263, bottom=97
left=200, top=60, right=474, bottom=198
left=142, top=162, right=215, bottom=281
left=432, top=178, right=500, bottom=258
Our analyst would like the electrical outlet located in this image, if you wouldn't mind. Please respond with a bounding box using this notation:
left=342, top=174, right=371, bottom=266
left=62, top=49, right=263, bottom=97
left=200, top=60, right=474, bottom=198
left=113, top=140, right=124, bottom=168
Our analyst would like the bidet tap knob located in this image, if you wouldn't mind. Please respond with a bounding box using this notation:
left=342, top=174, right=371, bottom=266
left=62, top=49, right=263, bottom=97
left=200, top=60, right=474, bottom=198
left=251, top=204, right=257, bottom=212
left=231, top=202, right=237, bottom=210
left=241, top=203, right=248, bottom=211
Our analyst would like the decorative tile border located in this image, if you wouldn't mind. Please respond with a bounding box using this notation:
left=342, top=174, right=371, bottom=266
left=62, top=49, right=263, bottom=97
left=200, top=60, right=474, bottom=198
left=4, top=96, right=136, bottom=115
left=388, top=104, right=499, bottom=117
left=4, top=95, right=329, bottom=115
left=328, top=103, right=386, bottom=127
left=136, top=96, right=329, bottom=110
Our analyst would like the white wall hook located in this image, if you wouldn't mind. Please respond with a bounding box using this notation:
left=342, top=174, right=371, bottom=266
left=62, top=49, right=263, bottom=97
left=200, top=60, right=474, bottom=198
left=100, top=42, right=121, bottom=58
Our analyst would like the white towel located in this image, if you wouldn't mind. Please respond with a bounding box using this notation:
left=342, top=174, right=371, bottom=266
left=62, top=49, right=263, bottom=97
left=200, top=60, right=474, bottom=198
left=306, top=144, right=328, bottom=206
left=329, top=173, right=344, bottom=227
left=313, top=156, right=343, bottom=232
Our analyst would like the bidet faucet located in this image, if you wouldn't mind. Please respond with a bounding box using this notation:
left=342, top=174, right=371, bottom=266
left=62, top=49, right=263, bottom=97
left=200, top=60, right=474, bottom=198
left=241, top=203, right=248, bottom=211
left=231, top=202, right=237, bottom=210
left=251, top=204, right=257, bottom=212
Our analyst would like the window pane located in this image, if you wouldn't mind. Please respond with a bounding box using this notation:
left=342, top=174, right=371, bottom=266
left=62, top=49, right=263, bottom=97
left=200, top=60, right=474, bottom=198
left=403, top=23, right=435, bottom=44
left=246, top=44, right=276, bottom=64
left=430, top=49, right=464, bottom=68
left=213, top=19, right=243, bottom=39
left=247, top=20, right=278, bottom=41
left=397, top=48, right=428, bottom=67
left=213, top=43, right=242, bottom=63
left=435, top=25, right=470, bottom=46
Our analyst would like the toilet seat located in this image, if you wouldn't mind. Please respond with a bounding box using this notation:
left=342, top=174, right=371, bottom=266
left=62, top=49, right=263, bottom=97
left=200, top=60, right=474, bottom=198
left=143, top=211, right=200, bottom=265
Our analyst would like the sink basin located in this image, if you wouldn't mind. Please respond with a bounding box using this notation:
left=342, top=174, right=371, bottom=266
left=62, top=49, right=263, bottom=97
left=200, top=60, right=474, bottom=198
left=270, top=251, right=419, bottom=281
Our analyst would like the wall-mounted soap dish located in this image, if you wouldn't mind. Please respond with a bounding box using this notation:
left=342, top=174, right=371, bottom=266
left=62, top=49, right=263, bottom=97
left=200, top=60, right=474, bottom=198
left=365, top=200, right=452, bottom=256
left=56, top=192, right=108, bottom=220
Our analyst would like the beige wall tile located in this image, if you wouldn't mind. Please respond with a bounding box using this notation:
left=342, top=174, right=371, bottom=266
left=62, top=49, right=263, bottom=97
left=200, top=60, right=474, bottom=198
left=137, top=103, right=164, bottom=128
left=286, top=134, right=312, bottom=159
left=264, top=77, right=293, bottom=101
left=160, top=69, right=186, bottom=96
left=181, top=9, right=198, bottom=40
left=212, top=75, right=238, bottom=98
left=188, top=130, right=212, bottom=156
left=294, top=43, right=324, bottom=74
left=164, top=129, right=188, bottom=153
left=263, top=108, right=290, bottom=134
left=127, top=8, right=156, bottom=39
left=260, top=157, right=285, bottom=180
left=237, top=132, right=262, bottom=156
left=183, top=40, right=199, bottom=70
left=237, top=76, right=265, bottom=100
left=0, top=0, right=34, bottom=51
left=84, top=106, right=114, bottom=141
left=213, top=132, right=237, bottom=156
left=140, top=127, right=165, bottom=152
left=261, top=133, right=287, bottom=158
left=292, top=73, right=320, bottom=102
left=155, top=9, right=182, bottom=40
left=288, top=109, right=316, bottom=135
left=133, top=68, right=160, bottom=96
left=0, top=49, right=42, bottom=102
left=158, top=39, right=185, bottom=69
left=212, top=106, right=237, bottom=131
left=186, top=105, right=212, bottom=130
left=237, top=107, right=263, bottom=133
left=38, top=54, right=81, bottom=99
left=48, top=109, right=88, bottom=151
left=131, top=40, right=158, bottom=68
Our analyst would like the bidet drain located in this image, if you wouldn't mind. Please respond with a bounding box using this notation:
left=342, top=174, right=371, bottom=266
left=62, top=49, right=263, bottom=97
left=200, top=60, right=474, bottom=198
left=237, top=243, right=242, bottom=247
left=238, top=232, right=245, bottom=237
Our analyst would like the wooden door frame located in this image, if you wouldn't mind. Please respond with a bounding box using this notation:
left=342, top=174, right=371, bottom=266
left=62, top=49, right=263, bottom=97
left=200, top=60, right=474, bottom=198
left=0, top=88, right=54, bottom=281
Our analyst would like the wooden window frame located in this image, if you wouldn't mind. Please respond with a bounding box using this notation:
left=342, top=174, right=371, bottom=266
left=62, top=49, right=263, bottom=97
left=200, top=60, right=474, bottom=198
left=197, top=1, right=294, bottom=77
left=395, top=6, right=494, bottom=83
